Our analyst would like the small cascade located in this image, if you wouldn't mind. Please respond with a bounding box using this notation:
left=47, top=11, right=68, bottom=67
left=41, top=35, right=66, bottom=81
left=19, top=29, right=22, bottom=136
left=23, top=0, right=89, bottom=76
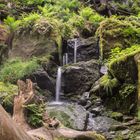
left=55, top=67, right=62, bottom=102
left=74, top=39, right=78, bottom=63
left=63, top=53, right=68, bottom=65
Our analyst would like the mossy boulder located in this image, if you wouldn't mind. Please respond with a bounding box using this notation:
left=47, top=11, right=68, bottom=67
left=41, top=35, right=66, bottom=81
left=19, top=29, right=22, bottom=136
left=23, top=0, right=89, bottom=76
left=0, top=58, right=39, bottom=83
left=9, top=34, right=57, bottom=60
left=97, top=17, right=140, bottom=59
left=99, top=45, right=140, bottom=114
left=46, top=103, right=87, bottom=130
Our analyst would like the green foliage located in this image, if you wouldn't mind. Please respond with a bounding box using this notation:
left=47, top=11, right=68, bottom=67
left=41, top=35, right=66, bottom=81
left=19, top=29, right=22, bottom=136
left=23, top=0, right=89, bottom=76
left=109, top=44, right=140, bottom=67
left=0, top=58, right=39, bottom=83
left=96, top=17, right=140, bottom=59
left=17, top=13, right=40, bottom=34
left=108, top=45, right=140, bottom=64
left=25, top=103, right=45, bottom=127
left=79, top=7, right=104, bottom=24
left=13, top=0, right=44, bottom=7
left=4, top=16, right=20, bottom=32
left=0, top=82, right=18, bottom=106
left=100, top=74, right=119, bottom=94
left=4, top=0, right=104, bottom=38
left=119, top=84, right=136, bottom=99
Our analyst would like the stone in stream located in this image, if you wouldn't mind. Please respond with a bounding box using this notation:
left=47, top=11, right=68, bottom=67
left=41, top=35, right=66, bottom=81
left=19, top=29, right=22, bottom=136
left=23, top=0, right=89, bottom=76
left=63, top=60, right=100, bottom=99
left=87, top=116, right=119, bottom=133
left=46, top=103, right=87, bottom=130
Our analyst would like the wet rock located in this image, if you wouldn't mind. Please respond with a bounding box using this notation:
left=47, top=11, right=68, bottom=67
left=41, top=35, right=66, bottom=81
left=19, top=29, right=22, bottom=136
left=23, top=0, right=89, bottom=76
left=90, top=106, right=104, bottom=116
left=46, top=103, right=87, bottom=130
left=67, top=37, right=99, bottom=63
left=109, top=112, right=123, bottom=121
left=28, top=68, right=55, bottom=93
left=123, top=116, right=134, bottom=122
left=63, top=60, right=99, bottom=97
left=87, top=116, right=119, bottom=133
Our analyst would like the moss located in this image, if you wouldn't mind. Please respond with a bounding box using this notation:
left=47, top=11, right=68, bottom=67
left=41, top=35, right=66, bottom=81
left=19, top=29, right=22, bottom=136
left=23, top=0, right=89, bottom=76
left=110, top=112, right=123, bottom=121
left=48, top=111, right=72, bottom=128
left=25, top=103, right=45, bottom=127
left=104, top=83, right=137, bottom=114
left=96, top=17, right=140, bottom=59
left=0, top=58, right=40, bottom=83
left=0, top=82, right=18, bottom=111
left=119, top=84, right=136, bottom=99
left=108, top=45, right=140, bottom=83
left=100, top=74, right=119, bottom=94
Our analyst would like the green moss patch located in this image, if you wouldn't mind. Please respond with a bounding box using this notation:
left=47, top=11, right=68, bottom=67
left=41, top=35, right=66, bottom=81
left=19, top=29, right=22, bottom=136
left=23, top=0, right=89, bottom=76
left=0, top=82, right=18, bottom=110
left=0, top=58, right=39, bottom=83
left=97, top=17, right=140, bottom=59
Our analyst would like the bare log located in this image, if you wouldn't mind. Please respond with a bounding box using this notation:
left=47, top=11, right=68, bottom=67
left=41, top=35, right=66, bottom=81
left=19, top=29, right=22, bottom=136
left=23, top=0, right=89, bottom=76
left=13, top=79, right=35, bottom=130
left=0, top=105, right=34, bottom=140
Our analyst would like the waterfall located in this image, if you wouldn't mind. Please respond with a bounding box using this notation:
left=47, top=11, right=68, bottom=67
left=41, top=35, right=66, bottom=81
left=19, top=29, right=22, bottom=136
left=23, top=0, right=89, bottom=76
left=63, top=53, right=68, bottom=65
left=74, top=39, right=77, bottom=63
left=55, top=67, right=62, bottom=102
left=65, top=53, right=68, bottom=65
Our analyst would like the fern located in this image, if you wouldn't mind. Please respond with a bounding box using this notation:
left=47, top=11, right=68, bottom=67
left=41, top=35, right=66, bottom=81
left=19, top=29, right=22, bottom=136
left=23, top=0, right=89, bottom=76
left=100, top=75, right=119, bottom=94
left=4, top=16, right=20, bottom=32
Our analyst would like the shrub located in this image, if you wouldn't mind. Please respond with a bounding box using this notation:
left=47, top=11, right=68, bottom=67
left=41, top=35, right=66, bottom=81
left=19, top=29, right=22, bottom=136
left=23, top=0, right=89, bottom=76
left=0, top=82, right=18, bottom=107
left=100, top=74, right=119, bottom=94
left=25, top=103, right=45, bottom=127
left=4, top=16, right=21, bottom=32
left=0, top=58, right=39, bottom=83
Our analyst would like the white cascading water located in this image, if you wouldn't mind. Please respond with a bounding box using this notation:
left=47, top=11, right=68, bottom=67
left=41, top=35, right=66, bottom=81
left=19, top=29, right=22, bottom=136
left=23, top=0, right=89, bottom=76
left=63, top=53, right=68, bottom=66
left=55, top=67, right=62, bottom=102
left=74, top=39, right=77, bottom=63
left=65, top=53, right=68, bottom=65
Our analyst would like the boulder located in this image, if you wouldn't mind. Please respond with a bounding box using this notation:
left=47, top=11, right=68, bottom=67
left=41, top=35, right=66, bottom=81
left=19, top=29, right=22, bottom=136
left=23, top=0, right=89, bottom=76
left=28, top=68, right=55, bottom=93
left=66, top=37, right=99, bottom=63
left=46, top=103, right=87, bottom=130
left=87, top=116, right=119, bottom=133
left=63, top=60, right=100, bottom=98
left=9, top=35, right=57, bottom=60
left=97, top=17, right=140, bottom=59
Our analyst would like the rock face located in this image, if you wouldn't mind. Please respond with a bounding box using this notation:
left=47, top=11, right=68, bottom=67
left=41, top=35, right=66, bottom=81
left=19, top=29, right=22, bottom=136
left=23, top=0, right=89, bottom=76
left=46, top=103, right=87, bottom=130
left=63, top=60, right=100, bottom=98
left=66, top=37, right=99, bottom=63
left=28, top=68, right=55, bottom=93
left=9, top=35, right=57, bottom=59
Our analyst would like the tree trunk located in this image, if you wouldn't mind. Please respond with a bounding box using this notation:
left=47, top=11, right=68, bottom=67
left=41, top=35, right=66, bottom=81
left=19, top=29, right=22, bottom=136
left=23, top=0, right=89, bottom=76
left=0, top=105, right=34, bottom=140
